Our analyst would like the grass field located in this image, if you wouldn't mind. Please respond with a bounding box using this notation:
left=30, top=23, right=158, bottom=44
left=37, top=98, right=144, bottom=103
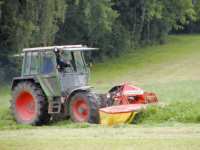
left=0, top=35, right=200, bottom=149
left=1, top=125, right=200, bottom=150
left=91, top=35, right=200, bottom=90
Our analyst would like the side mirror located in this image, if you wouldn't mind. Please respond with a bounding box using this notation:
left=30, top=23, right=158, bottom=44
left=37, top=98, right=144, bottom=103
left=89, top=62, right=93, bottom=68
left=87, top=59, right=93, bottom=68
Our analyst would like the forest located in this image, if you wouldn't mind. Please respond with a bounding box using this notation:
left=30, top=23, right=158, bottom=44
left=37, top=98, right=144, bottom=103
left=0, top=0, right=199, bottom=83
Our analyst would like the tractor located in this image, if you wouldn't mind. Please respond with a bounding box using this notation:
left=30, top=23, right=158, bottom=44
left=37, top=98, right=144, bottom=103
left=11, top=45, right=158, bottom=125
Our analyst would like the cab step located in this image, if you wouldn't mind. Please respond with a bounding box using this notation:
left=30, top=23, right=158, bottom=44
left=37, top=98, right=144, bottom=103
left=48, top=98, right=61, bottom=114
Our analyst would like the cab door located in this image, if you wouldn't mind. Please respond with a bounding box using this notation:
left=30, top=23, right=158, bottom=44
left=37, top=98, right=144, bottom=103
left=37, top=51, right=61, bottom=97
left=58, top=51, right=89, bottom=94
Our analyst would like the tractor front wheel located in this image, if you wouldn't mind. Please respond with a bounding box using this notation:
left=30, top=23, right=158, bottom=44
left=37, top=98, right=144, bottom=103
left=69, top=92, right=99, bottom=123
left=11, top=82, right=50, bottom=125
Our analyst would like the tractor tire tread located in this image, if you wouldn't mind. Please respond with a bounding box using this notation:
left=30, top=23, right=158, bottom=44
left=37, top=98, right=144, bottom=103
left=69, top=91, right=100, bottom=124
left=11, top=81, right=50, bottom=125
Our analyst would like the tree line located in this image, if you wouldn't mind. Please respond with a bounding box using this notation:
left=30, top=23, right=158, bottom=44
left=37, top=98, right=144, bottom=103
left=0, top=0, right=199, bottom=82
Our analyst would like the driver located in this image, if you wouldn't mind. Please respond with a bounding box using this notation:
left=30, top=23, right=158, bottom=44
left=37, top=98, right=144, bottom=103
left=54, top=48, right=71, bottom=72
left=54, top=48, right=72, bottom=95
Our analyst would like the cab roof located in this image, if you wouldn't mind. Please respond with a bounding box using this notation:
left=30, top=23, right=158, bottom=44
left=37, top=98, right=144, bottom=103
left=23, top=45, right=98, bottom=52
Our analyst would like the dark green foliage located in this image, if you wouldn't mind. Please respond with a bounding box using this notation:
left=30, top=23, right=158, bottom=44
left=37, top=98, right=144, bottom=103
left=0, top=0, right=198, bottom=82
left=113, top=0, right=194, bottom=45
left=0, top=0, right=66, bottom=82
left=56, top=0, right=119, bottom=60
left=181, top=0, right=200, bottom=33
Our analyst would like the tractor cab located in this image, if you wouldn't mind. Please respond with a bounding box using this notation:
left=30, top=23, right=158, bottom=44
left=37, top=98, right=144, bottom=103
left=21, top=45, right=97, bottom=97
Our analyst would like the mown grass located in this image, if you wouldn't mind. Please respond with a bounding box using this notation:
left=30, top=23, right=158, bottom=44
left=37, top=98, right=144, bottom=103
left=143, top=80, right=200, bottom=104
left=0, top=35, right=200, bottom=150
left=1, top=126, right=200, bottom=150
left=0, top=35, right=200, bottom=130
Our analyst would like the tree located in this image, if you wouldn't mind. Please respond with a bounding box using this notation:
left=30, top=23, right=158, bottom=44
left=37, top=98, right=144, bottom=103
left=112, top=0, right=195, bottom=45
left=56, top=0, right=118, bottom=60
left=183, top=0, right=200, bottom=33
left=0, top=0, right=66, bottom=82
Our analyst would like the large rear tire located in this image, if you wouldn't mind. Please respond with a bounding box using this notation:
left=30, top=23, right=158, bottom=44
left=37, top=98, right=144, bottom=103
left=69, top=92, right=100, bottom=124
left=11, top=81, right=50, bottom=125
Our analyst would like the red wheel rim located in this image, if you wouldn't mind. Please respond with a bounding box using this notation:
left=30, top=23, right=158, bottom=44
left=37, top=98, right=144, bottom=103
left=15, top=91, right=36, bottom=121
left=72, top=98, right=89, bottom=122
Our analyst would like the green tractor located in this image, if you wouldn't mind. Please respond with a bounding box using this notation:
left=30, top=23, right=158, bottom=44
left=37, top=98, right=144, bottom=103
left=11, top=45, right=101, bottom=125
left=11, top=45, right=158, bottom=125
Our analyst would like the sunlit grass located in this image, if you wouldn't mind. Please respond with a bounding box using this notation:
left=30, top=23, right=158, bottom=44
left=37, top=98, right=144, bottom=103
left=0, top=35, right=200, bottom=150
left=1, top=125, right=200, bottom=150
left=0, top=35, right=200, bottom=129
left=91, top=35, right=200, bottom=88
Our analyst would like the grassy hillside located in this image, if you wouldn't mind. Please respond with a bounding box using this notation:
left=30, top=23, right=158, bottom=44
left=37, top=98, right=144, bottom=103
left=90, top=35, right=200, bottom=124
left=0, top=35, right=200, bottom=129
left=0, top=35, right=200, bottom=127
left=0, top=35, right=200, bottom=150
left=91, top=35, right=200, bottom=86
left=91, top=35, right=200, bottom=102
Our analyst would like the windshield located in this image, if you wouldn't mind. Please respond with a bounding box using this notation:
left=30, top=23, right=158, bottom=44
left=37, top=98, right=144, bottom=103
left=73, top=51, right=87, bottom=73
left=58, top=51, right=87, bottom=73
left=41, top=51, right=56, bottom=74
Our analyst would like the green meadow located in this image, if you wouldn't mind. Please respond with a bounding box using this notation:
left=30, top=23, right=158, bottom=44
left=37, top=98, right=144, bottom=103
left=0, top=35, right=200, bottom=150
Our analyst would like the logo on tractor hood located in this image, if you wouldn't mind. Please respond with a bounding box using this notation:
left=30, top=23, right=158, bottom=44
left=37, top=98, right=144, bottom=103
left=123, top=90, right=144, bottom=95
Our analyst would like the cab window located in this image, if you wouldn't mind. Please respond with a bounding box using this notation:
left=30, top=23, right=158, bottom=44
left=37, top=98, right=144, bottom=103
left=23, top=52, right=31, bottom=75
left=73, top=51, right=87, bottom=73
left=41, top=52, right=56, bottom=74
left=30, top=52, right=39, bottom=74
left=23, top=52, right=39, bottom=75
left=62, top=51, right=74, bottom=72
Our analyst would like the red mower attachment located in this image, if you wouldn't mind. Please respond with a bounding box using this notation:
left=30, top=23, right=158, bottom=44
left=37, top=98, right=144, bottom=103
left=107, top=83, right=158, bottom=105
left=99, top=83, right=158, bottom=125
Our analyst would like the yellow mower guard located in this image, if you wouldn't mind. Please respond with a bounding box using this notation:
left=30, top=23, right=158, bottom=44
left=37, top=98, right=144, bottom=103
left=99, top=104, right=145, bottom=126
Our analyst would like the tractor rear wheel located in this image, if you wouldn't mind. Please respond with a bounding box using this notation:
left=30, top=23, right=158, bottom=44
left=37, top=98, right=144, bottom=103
left=11, top=81, right=50, bottom=125
left=69, top=92, right=99, bottom=123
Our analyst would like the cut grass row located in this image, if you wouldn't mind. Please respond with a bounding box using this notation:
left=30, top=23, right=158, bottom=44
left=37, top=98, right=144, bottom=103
left=1, top=125, right=200, bottom=150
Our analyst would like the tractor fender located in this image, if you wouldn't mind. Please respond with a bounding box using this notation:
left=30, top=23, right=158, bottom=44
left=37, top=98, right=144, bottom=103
left=11, top=76, right=38, bottom=90
left=68, top=86, right=92, bottom=99
left=108, top=85, right=122, bottom=93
